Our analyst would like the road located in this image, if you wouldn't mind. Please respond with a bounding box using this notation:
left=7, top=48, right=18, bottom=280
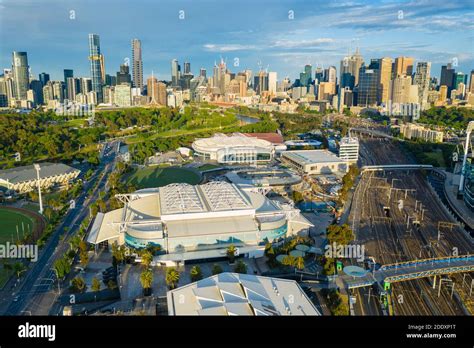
left=1, top=141, right=118, bottom=315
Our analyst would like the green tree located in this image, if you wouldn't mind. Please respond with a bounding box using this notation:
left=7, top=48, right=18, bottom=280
left=140, top=249, right=153, bottom=268
left=234, top=260, right=247, bottom=274
left=53, top=257, right=71, bottom=279
left=211, top=264, right=223, bottom=275
left=13, top=262, right=26, bottom=279
left=91, top=277, right=101, bottom=292
left=111, top=242, right=126, bottom=264
left=70, top=276, right=86, bottom=293
left=140, top=269, right=154, bottom=290
left=295, top=256, right=305, bottom=271
left=226, top=244, right=237, bottom=264
left=190, top=265, right=202, bottom=282
left=165, top=268, right=180, bottom=289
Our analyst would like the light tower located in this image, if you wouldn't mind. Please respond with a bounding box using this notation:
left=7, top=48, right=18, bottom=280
left=459, top=120, right=474, bottom=194
left=33, top=164, right=43, bottom=214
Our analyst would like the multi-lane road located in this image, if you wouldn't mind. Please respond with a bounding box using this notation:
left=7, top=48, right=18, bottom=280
left=0, top=141, right=119, bottom=316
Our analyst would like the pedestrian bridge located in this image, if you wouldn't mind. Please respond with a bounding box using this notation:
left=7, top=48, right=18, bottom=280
left=361, top=164, right=433, bottom=173
left=342, top=254, right=474, bottom=289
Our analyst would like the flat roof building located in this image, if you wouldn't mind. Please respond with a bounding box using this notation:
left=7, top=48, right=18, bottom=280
left=87, top=182, right=312, bottom=262
left=0, top=162, right=80, bottom=193
left=281, top=150, right=349, bottom=175
left=339, top=137, right=359, bottom=163
left=167, top=272, right=320, bottom=316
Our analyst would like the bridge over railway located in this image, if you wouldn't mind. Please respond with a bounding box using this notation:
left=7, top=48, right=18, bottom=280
left=341, top=254, right=474, bottom=289
left=361, top=164, right=433, bottom=172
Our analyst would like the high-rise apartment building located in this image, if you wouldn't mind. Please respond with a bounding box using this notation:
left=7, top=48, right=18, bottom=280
left=413, top=62, right=431, bottom=110
left=268, top=72, right=277, bottom=95
left=131, top=39, right=143, bottom=91
left=12, top=51, right=29, bottom=100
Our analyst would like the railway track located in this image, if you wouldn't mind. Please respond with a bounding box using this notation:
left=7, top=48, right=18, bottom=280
left=351, top=137, right=473, bottom=315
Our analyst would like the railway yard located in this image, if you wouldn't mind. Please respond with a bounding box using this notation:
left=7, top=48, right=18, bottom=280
left=349, top=137, right=474, bottom=315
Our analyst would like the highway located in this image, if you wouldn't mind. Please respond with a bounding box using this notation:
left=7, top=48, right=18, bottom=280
left=1, top=141, right=118, bottom=315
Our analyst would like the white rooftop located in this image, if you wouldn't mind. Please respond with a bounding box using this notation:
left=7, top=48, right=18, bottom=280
left=193, top=133, right=273, bottom=151
left=167, top=272, right=320, bottom=316
left=283, top=150, right=344, bottom=165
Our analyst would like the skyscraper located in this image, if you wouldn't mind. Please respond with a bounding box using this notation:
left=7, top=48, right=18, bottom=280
left=63, top=69, right=73, bottom=99
left=340, top=48, right=364, bottom=89
left=268, top=72, right=277, bottom=95
left=39, top=72, right=50, bottom=87
left=378, top=57, right=392, bottom=104
left=88, top=33, right=103, bottom=103
left=469, top=70, right=474, bottom=94
left=184, top=62, right=191, bottom=75
left=199, top=68, right=207, bottom=78
left=357, top=65, right=379, bottom=106
left=440, top=64, right=455, bottom=95
left=394, top=56, right=414, bottom=77
left=117, top=64, right=132, bottom=85
left=131, top=39, right=143, bottom=91
left=324, top=66, right=337, bottom=84
left=413, top=62, right=431, bottom=110
left=254, top=71, right=269, bottom=95
left=11, top=51, right=29, bottom=100
left=171, top=59, right=180, bottom=87
left=67, top=77, right=81, bottom=102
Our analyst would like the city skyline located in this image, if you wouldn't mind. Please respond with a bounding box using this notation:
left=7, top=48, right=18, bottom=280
left=1, top=0, right=473, bottom=81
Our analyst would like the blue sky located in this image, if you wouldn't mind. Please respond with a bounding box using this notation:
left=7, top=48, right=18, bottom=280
left=0, top=0, right=473, bottom=82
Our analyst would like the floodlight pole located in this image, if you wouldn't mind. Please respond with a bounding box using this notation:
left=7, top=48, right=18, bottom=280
left=34, top=164, right=43, bottom=215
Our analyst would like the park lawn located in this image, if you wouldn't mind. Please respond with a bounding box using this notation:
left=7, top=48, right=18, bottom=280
left=0, top=208, right=36, bottom=244
left=125, top=166, right=201, bottom=189
left=424, top=151, right=446, bottom=167
left=0, top=263, right=13, bottom=289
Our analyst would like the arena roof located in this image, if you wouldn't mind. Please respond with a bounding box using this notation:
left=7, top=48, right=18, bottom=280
left=282, top=150, right=344, bottom=165
left=192, top=133, right=273, bottom=152
left=242, top=132, right=284, bottom=144
left=167, top=272, right=320, bottom=316
left=0, top=162, right=80, bottom=184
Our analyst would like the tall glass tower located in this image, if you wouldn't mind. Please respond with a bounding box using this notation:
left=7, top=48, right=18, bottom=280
left=12, top=51, right=29, bottom=100
left=88, top=34, right=103, bottom=103
left=131, top=39, right=143, bottom=91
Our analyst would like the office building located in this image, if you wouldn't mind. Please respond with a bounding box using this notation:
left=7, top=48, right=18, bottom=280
left=357, top=66, right=378, bottom=106
left=131, top=39, right=143, bottom=91
left=88, top=34, right=104, bottom=103
left=11, top=52, right=29, bottom=100
left=116, top=64, right=132, bottom=85
left=39, top=72, right=50, bottom=87
left=268, top=72, right=277, bottom=94
left=114, top=83, right=131, bottom=107
left=440, top=64, right=455, bottom=95
left=29, top=79, right=43, bottom=105
left=66, top=77, right=81, bottom=101
left=378, top=57, right=392, bottom=104
left=171, top=59, right=180, bottom=87
left=394, top=56, right=414, bottom=77
left=339, top=137, right=359, bottom=163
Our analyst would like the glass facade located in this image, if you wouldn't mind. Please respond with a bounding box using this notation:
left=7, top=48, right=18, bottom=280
left=124, top=224, right=289, bottom=253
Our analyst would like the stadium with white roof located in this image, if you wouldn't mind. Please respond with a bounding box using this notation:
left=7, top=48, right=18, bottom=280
left=192, top=133, right=275, bottom=164
left=167, top=272, right=320, bottom=316
left=87, top=181, right=312, bottom=263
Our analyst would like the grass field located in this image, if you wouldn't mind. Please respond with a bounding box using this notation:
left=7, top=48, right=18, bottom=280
left=197, top=164, right=221, bottom=172
left=424, top=151, right=446, bottom=167
left=0, top=208, right=36, bottom=244
left=125, top=166, right=201, bottom=189
left=0, top=208, right=37, bottom=288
